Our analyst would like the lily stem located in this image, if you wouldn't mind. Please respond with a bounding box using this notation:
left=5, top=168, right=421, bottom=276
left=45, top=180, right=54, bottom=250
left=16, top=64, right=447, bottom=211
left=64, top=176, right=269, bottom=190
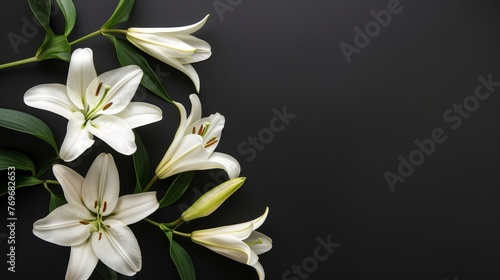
left=0, top=56, right=39, bottom=70
left=45, top=180, right=60, bottom=185
left=163, top=217, right=184, bottom=228
left=0, top=28, right=129, bottom=70
left=43, top=182, right=53, bottom=194
left=69, top=28, right=127, bottom=46
left=143, top=175, right=158, bottom=192
left=144, top=218, right=191, bottom=238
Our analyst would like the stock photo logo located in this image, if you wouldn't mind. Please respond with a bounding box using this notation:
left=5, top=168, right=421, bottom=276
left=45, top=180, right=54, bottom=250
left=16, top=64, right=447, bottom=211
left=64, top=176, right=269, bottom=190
left=212, top=0, right=245, bottom=21
left=384, top=74, right=500, bottom=192
left=339, top=0, right=413, bottom=64
left=238, top=106, right=297, bottom=162
left=282, top=235, right=340, bottom=280
left=7, top=0, right=62, bottom=54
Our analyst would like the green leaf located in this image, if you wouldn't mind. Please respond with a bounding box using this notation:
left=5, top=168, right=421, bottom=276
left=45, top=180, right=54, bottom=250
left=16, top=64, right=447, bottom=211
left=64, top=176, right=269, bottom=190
left=0, top=108, right=59, bottom=155
left=159, top=171, right=196, bottom=209
left=36, top=157, right=61, bottom=178
left=36, top=34, right=71, bottom=61
left=28, top=0, right=54, bottom=36
left=55, top=0, right=77, bottom=36
left=16, top=176, right=44, bottom=188
left=49, top=192, right=66, bottom=212
left=132, top=130, right=150, bottom=193
left=166, top=231, right=196, bottom=280
left=0, top=175, right=43, bottom=196
left=107, top=36, right=172, bottom=103
left=0, top=149, right=36, bottom=176
left=102, top=0, right=136, bottom=29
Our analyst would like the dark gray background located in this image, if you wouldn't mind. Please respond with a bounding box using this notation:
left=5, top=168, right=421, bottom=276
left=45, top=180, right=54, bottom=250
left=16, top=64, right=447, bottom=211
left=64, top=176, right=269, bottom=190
left=1, top=0, right=500, bottom=279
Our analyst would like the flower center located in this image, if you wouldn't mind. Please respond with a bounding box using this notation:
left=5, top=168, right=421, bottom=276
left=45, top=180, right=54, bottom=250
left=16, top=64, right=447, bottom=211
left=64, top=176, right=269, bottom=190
left=79, top=200, right=111, bottom=240
left=246, top=238, right=263, bottom=246
left=191, top=122, right=218, bottom=148
left=84, top=82, right=113, bottom=122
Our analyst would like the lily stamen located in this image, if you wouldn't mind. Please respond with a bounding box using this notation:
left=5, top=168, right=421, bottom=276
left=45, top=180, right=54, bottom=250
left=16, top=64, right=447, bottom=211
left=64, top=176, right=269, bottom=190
left=201, top=122, right=210, bottom=137
left=95, top=82, right=103, bottom=96
left=246, top=238, right=263, bottom=246
left=198, top=124, right=204, bottom=135
left=102, top=201, right=107, bottom=212
left=94, top=200, right=98, bottom=209
left=79, top=221, right=90, bottom=225
left=103, top=102, right=113, bottom=111
left=204, top=137, right=218, bottom=148
left=98, top=232, right=102, bottom=240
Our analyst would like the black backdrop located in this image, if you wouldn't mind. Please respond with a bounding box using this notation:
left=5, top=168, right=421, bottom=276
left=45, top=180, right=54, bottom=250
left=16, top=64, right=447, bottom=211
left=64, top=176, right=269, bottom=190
left=1, top=1, right=500, bottom=279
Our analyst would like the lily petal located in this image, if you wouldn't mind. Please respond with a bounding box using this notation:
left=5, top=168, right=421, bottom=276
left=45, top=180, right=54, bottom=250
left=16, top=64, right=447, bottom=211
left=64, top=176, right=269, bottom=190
left=127, top=32, right=197, bottom=54
left=87, top=115, right=136, bottom=155
left=114, top=102, right=163, bottom=129
left=176, top=35, right=212, bottom=64
left=32, top=203, right=93, bottom=247
left=193, top=221, right=254, bottom=240
left=192, top=234, right=253, bottom=264
left=127, top=15, right=209, bottom=35
left=24, top=84, right=77, bottom=119
left=82, top=153, right=120, bottom=215
left=52, top=164, right=84, bottom=205
left=155, top=134, right=206, bottom=178
left=66, top=48, right=96, bottom=110
left=199, top=152, right=241, bottom=179
left=252, top=261, right=265, bottom=280
left=186, top=93, right=203, bottom=126
left=85, top=65, right=143, bottom=115
left=250, top=207, right=269, bottom=230
left=157, top=94, right=201, bottom=169
left=60, top=112, right=95, bottom=162
left=182, top=63, right=201, bottom=93
left=246, top=231, right=273, bottom=255
left=92, top=219, right=142, bottom=276
left=110, top=192, right=159, bottom=225
left=65, top=240, right=99, bottom=280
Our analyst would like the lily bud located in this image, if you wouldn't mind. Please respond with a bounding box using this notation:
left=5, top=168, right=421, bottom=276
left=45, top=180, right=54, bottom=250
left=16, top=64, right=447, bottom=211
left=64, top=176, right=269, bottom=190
left=181, top=177, right=246, bottom=221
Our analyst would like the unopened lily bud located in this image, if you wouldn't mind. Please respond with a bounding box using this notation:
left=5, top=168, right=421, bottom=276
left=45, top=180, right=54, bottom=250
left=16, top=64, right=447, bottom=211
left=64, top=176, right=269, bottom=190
left=181, top=177, right=246, bottom=221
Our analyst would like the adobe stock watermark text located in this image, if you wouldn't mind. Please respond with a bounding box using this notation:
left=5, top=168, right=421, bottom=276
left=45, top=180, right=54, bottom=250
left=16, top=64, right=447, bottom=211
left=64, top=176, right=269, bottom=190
left=384, top=74, right=500, bottom=192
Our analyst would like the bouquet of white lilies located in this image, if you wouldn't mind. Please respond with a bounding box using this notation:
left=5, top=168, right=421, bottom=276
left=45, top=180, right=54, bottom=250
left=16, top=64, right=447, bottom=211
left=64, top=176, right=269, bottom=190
left=0, top=0, right=271, bottom=279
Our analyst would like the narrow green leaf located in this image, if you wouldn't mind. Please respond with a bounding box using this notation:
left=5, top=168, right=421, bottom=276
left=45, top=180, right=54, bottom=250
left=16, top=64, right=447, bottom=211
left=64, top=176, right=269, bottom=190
left=102, top=0, right=136, bottom=29
left=49, top=193, right=67, bottom=212
left=0, top=175, right=44, bottom=196
left=106, top=35, right=172, bottom=103
left=132, top=130, right=150, bottom=193
left=0, top=108, right=59, bottom=155
left=55, top=0, right=77, bottom=36
left=36, top=157, right=61, bottom=178
left=166, top=231, right=196, bottom=280
left=16, top=176, right=44, bottom=188
left=36, top=34, right=71, bottom=61
left=0, top=149, right=36, bottom=176
left=159, top=171, right=196, bottom=209
left=28, top=0, right=54, bottom=35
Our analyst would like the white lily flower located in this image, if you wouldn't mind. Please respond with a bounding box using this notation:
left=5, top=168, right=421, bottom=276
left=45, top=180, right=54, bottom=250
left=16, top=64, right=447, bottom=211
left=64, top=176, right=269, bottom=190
left=33, top=153, right=159, bottom=279
left=24, top=48, right=163, bottom=162
left=155, top=93, right=240, bottom=180
left=191, top=207, right=272, bottom=280
left=126, top=15, right=211, bottom=92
